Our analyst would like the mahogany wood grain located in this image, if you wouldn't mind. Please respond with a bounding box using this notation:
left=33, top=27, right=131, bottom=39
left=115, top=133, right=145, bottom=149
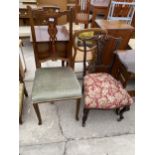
left=95, top=19, right=134, bottom=49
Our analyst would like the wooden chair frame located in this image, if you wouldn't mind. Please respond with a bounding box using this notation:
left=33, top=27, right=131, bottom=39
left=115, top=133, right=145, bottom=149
left=28, top=6, right=81, bottom=125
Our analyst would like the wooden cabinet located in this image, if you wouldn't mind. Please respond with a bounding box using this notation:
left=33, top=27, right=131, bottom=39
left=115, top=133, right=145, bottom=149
left=95, top=20, right=134, bottom=50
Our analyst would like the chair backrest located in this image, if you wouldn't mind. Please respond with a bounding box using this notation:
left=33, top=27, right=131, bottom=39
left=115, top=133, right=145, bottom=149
left=108, top=0, right=135, bottom=24
left=28, top=6, right=73, bottom=68
left=73, top=28, right=121, bottom=76
left=75, top=0, right=90, bottom=13
left=75, top=0, right=91, bottom=26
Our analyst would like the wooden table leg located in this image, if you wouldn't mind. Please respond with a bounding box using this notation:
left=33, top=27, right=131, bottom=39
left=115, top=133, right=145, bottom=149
left=33, top=103, right=42, bottom=125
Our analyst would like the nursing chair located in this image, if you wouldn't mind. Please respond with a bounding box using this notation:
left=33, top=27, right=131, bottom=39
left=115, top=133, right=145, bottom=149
left=108, top=0, right=135, bottom=25
left=28, top=6, right=82, bottom=125
left=73, top=29, right=134, bottom=126
left=75, top=0, right=91, bottom=28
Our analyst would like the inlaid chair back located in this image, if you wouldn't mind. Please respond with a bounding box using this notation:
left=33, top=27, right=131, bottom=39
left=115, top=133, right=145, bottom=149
left=28, top=6, right=73, bottom=68
left=75, top=0, right=91, bottom=28
left=108, top=0, right=135, bottom=24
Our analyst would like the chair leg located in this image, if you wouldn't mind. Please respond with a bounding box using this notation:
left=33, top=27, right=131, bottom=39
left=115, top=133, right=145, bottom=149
left=19, top=115, right=22, bottom=124
left=85, top=23, right=88, bottom=28
left=82, top=108, right=89, bottom=127
left=115, top=108, right=120, bottom=115
left=62, top=60, right=65, bottom=67
left=76, top=98, right=81, bottom=121
left=117, top=106, right=130, bottom=121
left=24, top=86, right=28, bottom=97
left=33, top=103, right=42, bottom=125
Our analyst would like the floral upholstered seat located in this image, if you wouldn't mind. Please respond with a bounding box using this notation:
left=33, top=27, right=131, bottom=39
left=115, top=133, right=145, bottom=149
left=84, top=73, right=134, bottom=109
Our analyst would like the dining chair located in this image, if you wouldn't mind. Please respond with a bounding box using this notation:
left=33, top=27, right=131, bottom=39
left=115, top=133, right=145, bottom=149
left=75, top=0, right=91, bottom=28
left=107, top=0, right=135, bottom=25
left=73, top=29, right=134, bottom=126
left=28, top=6, right=82, bottom=125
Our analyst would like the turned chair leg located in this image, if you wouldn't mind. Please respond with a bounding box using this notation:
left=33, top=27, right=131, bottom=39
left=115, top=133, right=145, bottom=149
left=24, top=86, right=28, bottom=97
left=76, top=98, right=81, bottom=121
left=62, top=60, right=65, bottom=67
left=117, top=106, right=130, bottom=121
left=82, top=108, right=89, bottom=127
left=19, top=116, right=22, bottom=124
left=33, top=103, right=42, bottom=125
left=115, top=108, right=120, bottom=115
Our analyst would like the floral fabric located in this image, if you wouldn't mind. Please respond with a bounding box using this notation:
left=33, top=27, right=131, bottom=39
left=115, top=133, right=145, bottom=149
left=84, top=73, right=134, bottom=109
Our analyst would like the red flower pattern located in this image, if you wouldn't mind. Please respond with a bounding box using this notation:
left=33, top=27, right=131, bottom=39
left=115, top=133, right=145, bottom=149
left=84, top=73, right=134, bottom=109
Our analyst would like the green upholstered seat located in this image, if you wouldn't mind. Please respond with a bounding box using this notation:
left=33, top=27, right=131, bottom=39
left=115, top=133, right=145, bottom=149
left=19, top=83, right=24, bottom=116
left=32, top=67, right=82, bottom=103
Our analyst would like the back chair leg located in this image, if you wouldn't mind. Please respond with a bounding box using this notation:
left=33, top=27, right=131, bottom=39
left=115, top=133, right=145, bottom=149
left=24, top=86, right=28, bottom=97
left=33, top=103, right=42, bottom=125
left=117, top=106, right=130, bottom=121
left=19, top=116, right=22, bottom=124
left=76, top=98, right=81, bottom=121
left=115, top=108, right=120, bottom=115
left=82, top=108, right=89, bottom=127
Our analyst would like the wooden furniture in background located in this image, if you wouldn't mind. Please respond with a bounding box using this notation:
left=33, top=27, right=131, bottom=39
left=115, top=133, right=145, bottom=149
left=107, top=0, right=135, bottom=25
left=112, top=49, right=135, bottom=97
left=19, top=3, right=60, bottom=26
left=91, top=0, right=111, bottom=27
left=20, top=0, right=37, bottom=4
left=28, top=6, right=82, bottom=125
left=75, top=0, right=91, bottom=28
left=95, top=19, right=134, bottom=49
left=74, top=29, right=133, bottom=126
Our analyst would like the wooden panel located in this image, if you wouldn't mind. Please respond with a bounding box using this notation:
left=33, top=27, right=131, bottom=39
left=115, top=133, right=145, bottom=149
left=95, top=20, right=134, bottom=50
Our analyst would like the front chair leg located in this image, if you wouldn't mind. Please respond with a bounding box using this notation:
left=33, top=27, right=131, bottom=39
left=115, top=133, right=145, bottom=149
left=115, top=108, right=120, bottom=115
left=33, top=103, right=42, bottom=125
left=117, top=106, right=130, bottom=122
left=75, top=98, right=81, bottom=121
left=19, top=116, right=22, bottom=124
left=24, top=86, right=28, bottom=97
left=82, top=108, right=89, bottom=127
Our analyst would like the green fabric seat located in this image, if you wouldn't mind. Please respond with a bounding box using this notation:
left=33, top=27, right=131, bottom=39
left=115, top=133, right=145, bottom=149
left=32, top=67, right=82, bottom=103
